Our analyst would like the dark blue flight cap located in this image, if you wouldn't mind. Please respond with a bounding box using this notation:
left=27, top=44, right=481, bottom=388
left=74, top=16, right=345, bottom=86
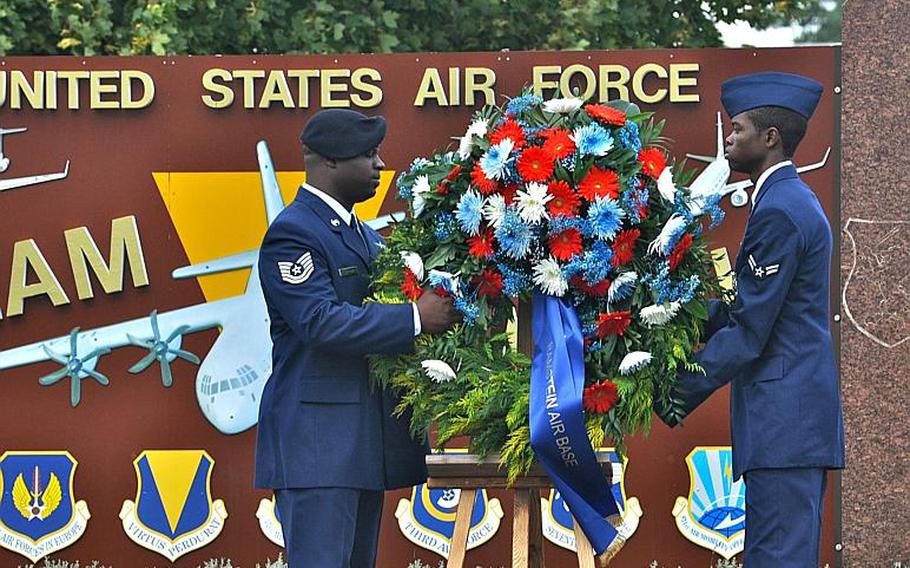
left=721, top=72, right=823, bottom=120
left=299, top=109, right=386, bottom=159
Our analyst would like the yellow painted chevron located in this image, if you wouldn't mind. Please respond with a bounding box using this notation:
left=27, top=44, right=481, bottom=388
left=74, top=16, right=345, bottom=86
left=145, top=450, right=205, bottom=535
left=152, top=170, right=394, bottom=302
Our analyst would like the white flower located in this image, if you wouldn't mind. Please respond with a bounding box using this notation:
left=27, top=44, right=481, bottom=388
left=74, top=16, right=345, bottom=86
left=648, top=214, right=687, bottom=255
left=639, top=302, right=681, bottom=327
left=619, top=351, right=653, bottom=375
left=458, top=119, right=488, bottom=160
left=411, top=174, right=431, bottom=217
left=421, top=359, right=457, bottom=383
left=608, top=271, right=638, bottom=305
left=515, top=182, right=553, bottom=224
left=400, top=251, right=424, bottom=280
left=412, top=174, right=431, bottom=196
left=532, top=257, right=568, bottom=297
left=543, top=96, right=584, bottom=114
left=412, top=193, right=427, bottom=217
left=657, top=166, right=676, bottom=202
left=482, top=194, right=507, bottom=228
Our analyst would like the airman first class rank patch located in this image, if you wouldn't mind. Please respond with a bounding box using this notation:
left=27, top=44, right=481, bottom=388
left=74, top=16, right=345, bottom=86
left=747, top=254, right=780, bottom=279
left=278, top=252, right=314, bottom=284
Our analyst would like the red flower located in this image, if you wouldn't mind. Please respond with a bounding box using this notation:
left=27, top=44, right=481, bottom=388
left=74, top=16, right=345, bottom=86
left=547, top=181, right=580, bottom=217
left=517, top=146, right=555, bottom=182
left=489, top=120, right=526, bottom=149
left=669, top=233, right=694, bottom=271
left=541, top=128, right=576, bottom=160
left=467, top=227, right=496, bottom=259
left=501, top=183, right=519, bottom=205
left=583, top=380, right=620, bottom=414
left=596, top=310, right=632, bottom=338
left=638, top=147, right=667, bottom=179
left=474, top=268, right=504, bottom=299
left=570, top=275, right=611, bottom=297
left=611, top=229, right=640, bottom=267
left=446, top=164, right=462, bottom=181
left=636, top=202, right=649, bottom=221
left=548, top=228, right=583, bottom=261
left=471, top=163, right=499, bottom=195
left=584, top=104, right=627, bottom=127
left=401, top=268, right=423, bottom=301
left=578, top=166, right=620, bottom=201
left=436, top=182, right=448, bottom=195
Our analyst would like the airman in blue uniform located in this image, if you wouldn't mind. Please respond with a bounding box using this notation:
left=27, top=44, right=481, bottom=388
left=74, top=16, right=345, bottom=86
left=666, top=72, right=845, bottom=566
left=254, top=109, right=459, bottom=567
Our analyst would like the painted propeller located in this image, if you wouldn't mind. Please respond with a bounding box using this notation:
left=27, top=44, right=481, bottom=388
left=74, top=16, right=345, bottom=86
left=127, top=310, right=200, bottom=387
left=39, top=328, right=111, bottom=407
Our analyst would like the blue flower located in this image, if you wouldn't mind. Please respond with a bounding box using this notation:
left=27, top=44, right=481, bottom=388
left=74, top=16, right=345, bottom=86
left=621, top=186, right=649, bottom=224
left=642, top=263, right=701, bottom=304
left=618, top=121, right=642, bottom=152
left=506, top=94, right=542, bottom=116
left=702, top=193, right=726, bottom=229
left=434, top=212, right=459, bottom=241
left=480, top=140, right=515, bottom=180
left=397, top=180, right=413, bottom=200
left=408, top=157, right=430, bottom=173
left=573, top=123, right=614, bottom=157
left=428, top=270, right=460, bottom=296
left=454, top=295, right=480, bottom=327
left=497, top=262, right=532, bottom=298
left=548, top=215, right=584, bottom=235
left=608, top=271, right=637, bottom=303
left=455, top=191, right=484, bottom=236
left=586, top=197, right=625, bottom=240
left=566, top=240, right=613, bottom=283
left=495, top=208, right=533, bottom=260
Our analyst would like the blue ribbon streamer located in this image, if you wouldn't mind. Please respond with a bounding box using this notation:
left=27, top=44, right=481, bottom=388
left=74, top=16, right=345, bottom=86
left=529, top=293, right=620, bottom=555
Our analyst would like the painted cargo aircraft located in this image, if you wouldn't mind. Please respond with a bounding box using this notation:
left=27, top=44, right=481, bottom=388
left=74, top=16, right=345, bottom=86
left=0, top=126, right=71, bottom=191
left=0, top=141, right=402, bottom=434
left=686, top=111, right=830, bottom=209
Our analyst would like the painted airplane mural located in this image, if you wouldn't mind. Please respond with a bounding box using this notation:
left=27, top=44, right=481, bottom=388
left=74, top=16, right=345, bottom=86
left=0, top=126, right=70, bottom=192
left=0, top=141, right=402, bottom=435
left=686, top=111, right=830, bottom=209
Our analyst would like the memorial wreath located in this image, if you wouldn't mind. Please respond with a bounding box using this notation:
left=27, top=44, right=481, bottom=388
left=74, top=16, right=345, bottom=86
left=369, top=92, right=726, bottom=483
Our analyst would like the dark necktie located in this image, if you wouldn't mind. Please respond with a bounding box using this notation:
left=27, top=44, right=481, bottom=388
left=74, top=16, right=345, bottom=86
left=350, top=216, right=369, bottom=253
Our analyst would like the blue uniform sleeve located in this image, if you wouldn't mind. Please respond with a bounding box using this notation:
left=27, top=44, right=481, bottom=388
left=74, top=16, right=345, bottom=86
left=703, top=298, right=730, bottom=341
left=674, top=207, right=805, bottom=416
left=259, top=226, right=415, bottom=357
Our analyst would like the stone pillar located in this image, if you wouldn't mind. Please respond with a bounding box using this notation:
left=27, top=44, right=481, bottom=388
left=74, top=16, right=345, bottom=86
left=842, top=2, right=910, bottom=565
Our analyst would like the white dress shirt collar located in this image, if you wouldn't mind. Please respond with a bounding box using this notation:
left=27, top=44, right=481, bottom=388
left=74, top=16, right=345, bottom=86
left=751, top=160, right=793, bottom=208
left=303, top=182, right=355, bottom=226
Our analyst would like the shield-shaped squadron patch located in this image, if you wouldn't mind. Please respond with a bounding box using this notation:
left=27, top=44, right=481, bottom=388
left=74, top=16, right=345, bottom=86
left=395, top=483, right=503, bottom=559
left=0, top=451, right=90, bottom=563
left=672, top=446, right=745, bottom=559
left=120, top=450, right=227, bottom=562
left=540, top=449, right=641, bottom=554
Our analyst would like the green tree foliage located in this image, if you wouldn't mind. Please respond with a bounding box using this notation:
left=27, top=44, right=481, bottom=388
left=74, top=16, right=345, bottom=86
left=796, top=0, right=841, bottom=43
left=0, top=0, right=824, bottom=56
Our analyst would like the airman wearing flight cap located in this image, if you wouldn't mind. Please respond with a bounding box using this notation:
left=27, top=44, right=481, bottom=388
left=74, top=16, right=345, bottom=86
left=661, top=72, right=844, bottom=567
left=255, top=108, right=460, bottom=568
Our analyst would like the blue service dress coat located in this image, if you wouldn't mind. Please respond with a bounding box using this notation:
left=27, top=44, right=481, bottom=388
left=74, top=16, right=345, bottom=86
left=255, top=189, right=428, bottom=491
left=675, top=164, right=845, bottom=479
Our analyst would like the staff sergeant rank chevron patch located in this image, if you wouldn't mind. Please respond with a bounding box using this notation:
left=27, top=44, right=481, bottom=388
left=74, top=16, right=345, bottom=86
left=747, top=254, right=780, bottom=279
left=278, top=252, right=314, bottom=284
